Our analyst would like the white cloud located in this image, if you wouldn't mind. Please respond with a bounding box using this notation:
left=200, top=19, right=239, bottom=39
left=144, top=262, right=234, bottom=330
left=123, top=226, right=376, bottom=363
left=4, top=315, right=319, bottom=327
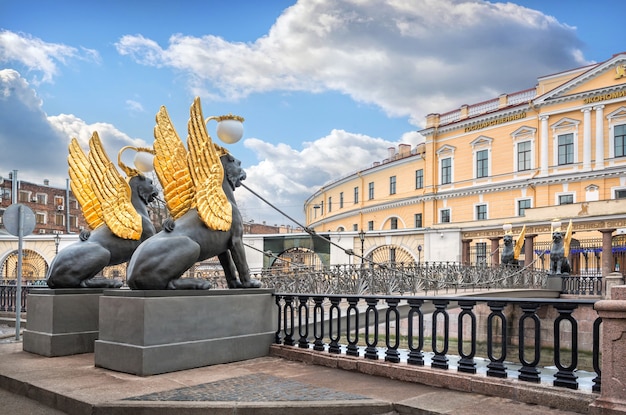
left=115, top=0, right=587, bottom=125
left=0, top=69, right=149, bottom=188
left=238, top=129, right=404, bottom=225
left=0, top=30, right=99, bottom=84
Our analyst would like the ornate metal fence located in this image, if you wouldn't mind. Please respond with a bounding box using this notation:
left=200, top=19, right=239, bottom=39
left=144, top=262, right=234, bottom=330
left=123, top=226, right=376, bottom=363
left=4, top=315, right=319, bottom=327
left=258, top=262, right=548, bottom=295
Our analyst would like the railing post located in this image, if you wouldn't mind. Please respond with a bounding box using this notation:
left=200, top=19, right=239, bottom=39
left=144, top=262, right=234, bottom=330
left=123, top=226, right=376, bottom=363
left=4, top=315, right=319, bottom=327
left=364, top=297, right=379, bottom=360
left=283, top=295, right=295, bottom=346
left=297, top=295, right=310, bottom=348
left=431, top=299, right=449, bottom=369
left=553, top=303, right=579, bottom=389
left=486, top=301, right=508, bottom=378
left=457, top=300, right=477, bottom=373
left=407, top=299, right=424, bottom=365
left=274, top=295, right=283, bottom=344
left=328, top=296, right=342, bottom=354
left=384, top=297, right=401, bottom=363
left=346, top=297, right=360, bottom=356
left=312, top=296, right=325, bottom=351
left=518, top=302, right=541, bottom=383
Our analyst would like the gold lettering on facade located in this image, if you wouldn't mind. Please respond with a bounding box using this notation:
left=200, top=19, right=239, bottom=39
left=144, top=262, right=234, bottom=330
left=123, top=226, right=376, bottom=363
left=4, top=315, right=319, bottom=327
left=583, top=88, right=626, bottom=104
left=464, top=112, right=527, bottom=133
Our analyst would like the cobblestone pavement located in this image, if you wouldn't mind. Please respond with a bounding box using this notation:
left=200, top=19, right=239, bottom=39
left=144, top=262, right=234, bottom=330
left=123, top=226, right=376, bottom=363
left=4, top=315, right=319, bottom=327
left=125, top=372, right=369, bottom=402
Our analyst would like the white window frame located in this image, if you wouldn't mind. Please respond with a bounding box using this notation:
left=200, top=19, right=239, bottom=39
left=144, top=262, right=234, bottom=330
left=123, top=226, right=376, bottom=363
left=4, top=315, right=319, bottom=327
left=437, top=145, right=456, bottom=186
left=607, top=107, right=626, bottom=163
left=439, top=207, right=451, bottom=223
left=470, top=136, right=493, bottom=180
left=555, top=192, right=576, bottom=205
left=515, top=197, right=533, bottom=216
left=551, top=118, right=580, bottom=168
left=511, top=126, right=536, bottom=174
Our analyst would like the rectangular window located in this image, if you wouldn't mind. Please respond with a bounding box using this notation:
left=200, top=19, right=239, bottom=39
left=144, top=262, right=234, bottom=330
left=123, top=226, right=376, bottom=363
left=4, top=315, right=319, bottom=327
left=54, top=196, right=64, bottom=206
left=389, top=176, right=396, bottom=195
left=368, top=182, right=374, bottom=200
left=415, top=169, right=423, bottom=189
left=69, top=215, right=78, bottom=228
left=476, top=204, right=487, bottom=220
left=616, top=189, right=626, bottom=199
left=518, top=199, right=531, bottom=216
left=19, top=191, right=29, bottom=203
left=414, top=213, right=422, bottom=228
left=390, top=217, right=398, bottom=229
left=36, top=193, right=47, bottom=204
left=476, top=242, right=487, bottom=265
left=320, top=201, right=324, bottom=215
left=440, top=209, right=450, bottom=223
left=352, top=224, right=358, bottom=231
left=441, top=158, right=451, bottom=184
left=328, top=197, right=332, bottom=212
left=55, top=213, right=64, bottom=226
left=558, top=133, right=574, bottom=165
left=615, top=124, right=626, bottom=157
left=559, top=194, right=574, bottom=205
left=517, top=141, right=531, bottom=171
left=36, top=212, right=45, bottom=224
left=389, top=248, right=396, bottom=263
left=339, top=192, right=344, bottom=208
left=354, top=187, right=359, bottom=204
left=476, top=150, right=488, bottom=178
left=367, top=220, right=374, bottom=231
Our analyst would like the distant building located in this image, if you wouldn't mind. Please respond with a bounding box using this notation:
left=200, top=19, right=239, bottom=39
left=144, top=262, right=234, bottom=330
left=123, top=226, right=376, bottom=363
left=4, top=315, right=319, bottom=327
left=0, top=173, right=87, bottom=235
left=305, top=52, right=626, bottom=273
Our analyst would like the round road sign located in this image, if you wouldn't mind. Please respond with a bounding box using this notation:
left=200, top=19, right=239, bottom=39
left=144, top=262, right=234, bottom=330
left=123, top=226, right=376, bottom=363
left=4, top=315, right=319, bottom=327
left=3, top=203, right=36, bottom=236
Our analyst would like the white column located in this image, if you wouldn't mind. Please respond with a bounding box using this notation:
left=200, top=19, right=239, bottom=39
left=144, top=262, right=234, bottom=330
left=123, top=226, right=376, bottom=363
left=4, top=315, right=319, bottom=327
left=594, top=105, right=605, bottom=170
left=582, top=107, right=592, bottom=170
left=540, top=115, right=549, bottom=176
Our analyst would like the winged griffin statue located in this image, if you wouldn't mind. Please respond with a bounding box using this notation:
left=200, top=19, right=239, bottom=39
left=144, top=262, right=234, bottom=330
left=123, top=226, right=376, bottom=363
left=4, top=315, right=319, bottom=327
left=126, top=97, right=262, bottom=290
left=550, top=219, right=573, bottom=275
left=46, top=133, right=158, bottom=288
left=501, top=224, right=526, bottom=266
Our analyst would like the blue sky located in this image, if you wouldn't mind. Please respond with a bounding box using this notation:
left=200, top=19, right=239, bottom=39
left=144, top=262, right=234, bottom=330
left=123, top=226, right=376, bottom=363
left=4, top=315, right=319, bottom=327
left=1, top=0, right=624, bottom=226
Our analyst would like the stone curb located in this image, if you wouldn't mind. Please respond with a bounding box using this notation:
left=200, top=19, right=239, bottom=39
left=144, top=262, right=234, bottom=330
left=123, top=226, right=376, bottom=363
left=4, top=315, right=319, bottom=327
left=269, top=344, right=596, bottom=414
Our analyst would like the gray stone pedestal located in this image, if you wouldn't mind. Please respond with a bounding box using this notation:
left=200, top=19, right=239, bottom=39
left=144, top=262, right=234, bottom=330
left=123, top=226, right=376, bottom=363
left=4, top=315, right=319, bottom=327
left=23, top=288, right=104, bottom=357
left=94, top=289, right=276, bottom=376
left=546, top=275, right=563, bottom=291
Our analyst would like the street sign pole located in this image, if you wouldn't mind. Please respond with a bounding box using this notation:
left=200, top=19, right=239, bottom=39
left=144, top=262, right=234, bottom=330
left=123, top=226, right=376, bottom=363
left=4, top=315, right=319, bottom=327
left=15, top=205, right=24, bottom=341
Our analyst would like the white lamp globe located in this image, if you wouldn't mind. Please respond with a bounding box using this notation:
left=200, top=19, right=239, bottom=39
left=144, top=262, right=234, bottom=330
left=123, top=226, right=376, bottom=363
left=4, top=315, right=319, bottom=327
left=134, top=151, right=154, bottom=173
left=216, top=119, right=244, bottom=144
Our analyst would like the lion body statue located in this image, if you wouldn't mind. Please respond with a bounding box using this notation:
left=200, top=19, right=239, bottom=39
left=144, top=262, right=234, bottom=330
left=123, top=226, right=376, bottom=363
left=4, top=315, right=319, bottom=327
left=126, top=153, right=259, bottom=290
left=550, top=230, right=571, bottom=275
left=500, top=235, right=518, bottom=266
left=46, top=174, right=157, bottom=288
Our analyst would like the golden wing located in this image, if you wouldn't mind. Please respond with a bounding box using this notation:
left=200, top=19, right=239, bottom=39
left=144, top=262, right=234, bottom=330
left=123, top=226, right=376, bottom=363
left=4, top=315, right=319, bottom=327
left=88, top=132, right=142, bottom=240
left=68, top=137, right=104, bottom=230
left=513, top=225, right=526, bottom=260
left=563, top=219, right=573, bottom=257
left=187, top=97, right=232, bottom=231
left=154, top=105, right=194, bottom=219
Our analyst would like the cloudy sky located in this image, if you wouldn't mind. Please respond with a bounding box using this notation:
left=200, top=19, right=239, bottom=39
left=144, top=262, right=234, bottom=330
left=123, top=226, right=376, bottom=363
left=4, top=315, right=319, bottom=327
left=1, top=0, right=623, bottom=227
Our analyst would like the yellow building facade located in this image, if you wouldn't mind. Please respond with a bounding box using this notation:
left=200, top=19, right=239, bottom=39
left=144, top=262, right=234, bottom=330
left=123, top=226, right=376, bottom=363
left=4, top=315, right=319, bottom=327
left=304, top=53, right=626, bottom=270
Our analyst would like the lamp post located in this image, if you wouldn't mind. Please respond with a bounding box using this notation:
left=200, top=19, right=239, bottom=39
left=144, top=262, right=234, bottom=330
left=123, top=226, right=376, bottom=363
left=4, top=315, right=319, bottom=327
left=358, top=230, right=366, bottom=265
left=417, top=244, right=422, bottom=265
left=54, top=233, right=60, bottom=254
left=205, top=114, right=245, bottom=144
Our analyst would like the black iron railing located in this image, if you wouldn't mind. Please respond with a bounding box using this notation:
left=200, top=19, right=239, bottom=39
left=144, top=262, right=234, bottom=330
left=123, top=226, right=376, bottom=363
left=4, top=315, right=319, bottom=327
left=273, top=293, right=601, bottom=392
left=0, top=284, right=33, bottom=312
left=561, top=275, right=603, bottom=296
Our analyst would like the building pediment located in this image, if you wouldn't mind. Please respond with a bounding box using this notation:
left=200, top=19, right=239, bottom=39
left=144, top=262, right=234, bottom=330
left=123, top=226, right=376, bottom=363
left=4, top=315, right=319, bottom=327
left=534, top=53, right=626, bottom=106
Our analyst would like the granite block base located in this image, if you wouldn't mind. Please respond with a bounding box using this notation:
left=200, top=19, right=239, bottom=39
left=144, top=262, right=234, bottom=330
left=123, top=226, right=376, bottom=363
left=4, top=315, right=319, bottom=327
left=94, top=288, right=276, bottom=376
left=23, top=288, right=104, bottom=357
